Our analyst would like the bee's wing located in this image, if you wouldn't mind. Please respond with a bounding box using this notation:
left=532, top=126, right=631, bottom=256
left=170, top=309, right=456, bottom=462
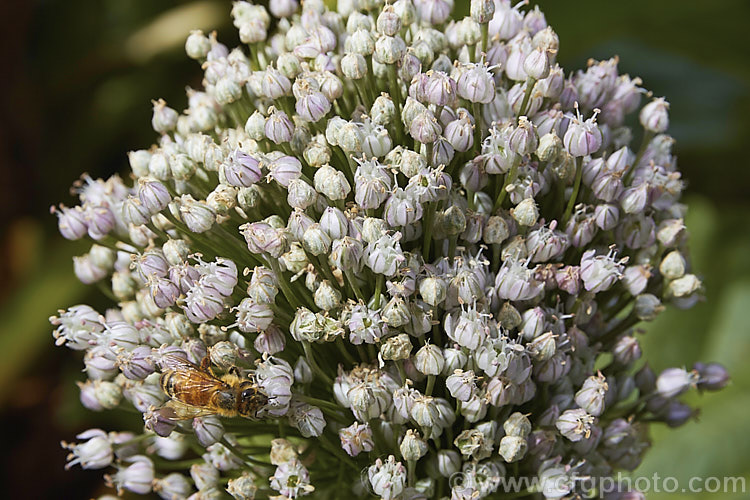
left=159, top=353, right=202, bottom=372
left=165, top=400, right=219, bottom=420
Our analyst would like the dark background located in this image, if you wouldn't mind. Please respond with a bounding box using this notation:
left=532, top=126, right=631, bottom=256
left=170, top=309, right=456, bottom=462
left=1, top=1, right=748, bottom=498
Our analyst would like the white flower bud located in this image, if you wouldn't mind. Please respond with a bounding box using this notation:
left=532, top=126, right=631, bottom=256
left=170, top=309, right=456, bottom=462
left=511, top=198, right=539, bottom=226
left=659, top=250, right=686, bottom=280
left=414, top=343, right=444, bottom=375
left=400, top=429, right=428, bottom=461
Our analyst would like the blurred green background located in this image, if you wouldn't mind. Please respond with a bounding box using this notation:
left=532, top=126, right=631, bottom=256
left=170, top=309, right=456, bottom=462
left=0, top=0, right=748, bottom=498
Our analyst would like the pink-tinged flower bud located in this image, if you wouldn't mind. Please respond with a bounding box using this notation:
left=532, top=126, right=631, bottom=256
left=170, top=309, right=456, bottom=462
left=133, top=250, right=168, bottom=282
left=331, top=236, right=364, bottom=271
left=62, top=429, right=113, bottom=470
left=620, top=182, right=649, bottom=214
left=339, top=422, right=374, bottom=457
left=656, top=367, right=698, bottom=398
left=265, top=108, right=295, bottom=144
left=73, top=253, right=108, bottom=285
left=575, top=373, right=608, bottom=416
left=457, top=62, right=496, bottom=103
left=420, top=71, right=459, bottom=108
left=234, top=298, right=274, bottom=333
left=253, top=325, right=285, bottom=355
left=591, top=170, right=623, bottom=202
left=446, top=369, right=477, bottom=402
left=409, top=110, right=442, bottom=144
left=639, top=97, right=670, bottom=133
left=241, top=222, right=287, bottom=257
left=149, top=276, right=180, bottom=308
left=555, top=408, right=594, bottom=442
left=83, top=203, right=116, bottom=240
left=444, top=111, right=474, bottom=152
left=107, top=455, right=154, bottom=495
left=550, top=265, right=579, bottom=296
left=495, top=260, right=544, bottom=301
left=414, top=0, right=451, bottom=25
left=53, top=205, right=88, bottom=240
left=488, top=1, right=522, bottom=39
left=523, top=47, right=550, bottom=80
left=508, top=116, right=539, bottom=156
left=580, top=249, right=624, bottom=293
left=222, top=149, right=263, bottom=187
left=117, top=345, right=154, bottom=380
left=693, top=362, right=730, bottom=392
left=296, top=89, right=331, bottom=123
left=563, top=111, right=603, bottom=157
left=613, top=335, right=641, bottom=366
left=288, top=401, right=326, bottom=438
left=260, top=67, right=291, bottom=99
left=269, top=155, right=302, bottom=188
left=183, top=283, right=225, bottom=323
left=136, top=178, right=171, bottom=213
left=177, top=195, right=215, bottom=233
left=169, top=262, right=199, bottom=294
left=142, top=406, right=177, bottom=437
left=192, top=415, right=224, bottom=447
left=594, top=203, right=619, bottom=231
left=384, top=188, right=423, bottom=227
left=377, top=6, right=402, bottom=36
left=399, top=50, right=422, bottom=83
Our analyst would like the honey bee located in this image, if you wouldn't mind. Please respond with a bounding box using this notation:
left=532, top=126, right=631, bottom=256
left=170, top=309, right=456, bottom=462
left=159, top=355, right=268, bottom=420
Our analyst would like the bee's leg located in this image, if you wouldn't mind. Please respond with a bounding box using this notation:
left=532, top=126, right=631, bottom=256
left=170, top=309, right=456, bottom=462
left=200, top=355, right=219, bottom=378
left=228, top=365, right=241, bottom=377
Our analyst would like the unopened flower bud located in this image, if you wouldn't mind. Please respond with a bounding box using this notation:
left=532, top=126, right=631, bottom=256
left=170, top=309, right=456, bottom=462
left=659, top=250, right=686, bottom=280
left=511, top=198, right=539, bottom=227
left=640, top=97, right=670, bottom=133
left=656, top=367, right=698, bottom=398
left=693, top=362, right=730, bottom=392
left=574, top=373, right=608, bottom=416
left=400, top=429, right=428, bottom=461
left=499, top=435, right=527, bottom=463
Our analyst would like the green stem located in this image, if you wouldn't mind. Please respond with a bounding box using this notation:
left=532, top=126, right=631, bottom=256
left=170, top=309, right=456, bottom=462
left=425, top=375, right=436, bottom=396
left=492, top=155, right=520, bottom=213
left=624, top=130, right=654, bottom=184
left=562, top=156, right=584, bottom=224
left=517, top=77, right=537, bottom=121
left=335, top=337, right=357, bottom=365
left=373, top=274, right=385, bottom=309
left=302, top=342, right=334, bottom=385
left=344, top=268, right=366, bottom=302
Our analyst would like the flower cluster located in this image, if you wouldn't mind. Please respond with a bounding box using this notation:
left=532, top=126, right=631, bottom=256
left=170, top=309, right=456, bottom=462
left=53, top=0, right=728, bottom=499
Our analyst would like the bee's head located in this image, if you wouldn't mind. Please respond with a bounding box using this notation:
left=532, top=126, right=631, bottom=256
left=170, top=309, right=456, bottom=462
left=237, top=381, right=268, bottom=419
